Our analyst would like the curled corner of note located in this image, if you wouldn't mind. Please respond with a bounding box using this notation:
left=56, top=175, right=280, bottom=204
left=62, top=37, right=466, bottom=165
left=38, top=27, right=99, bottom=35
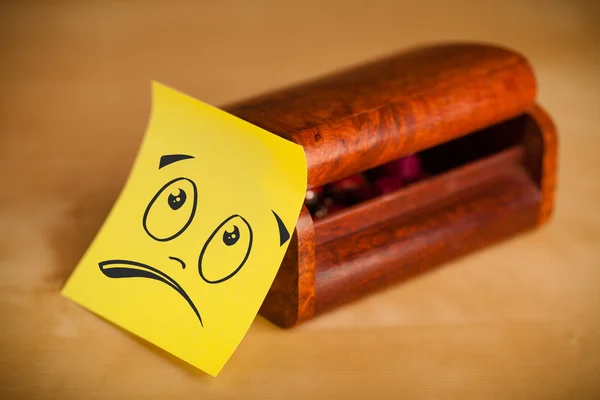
left=61, top=80, right=307, bottom=376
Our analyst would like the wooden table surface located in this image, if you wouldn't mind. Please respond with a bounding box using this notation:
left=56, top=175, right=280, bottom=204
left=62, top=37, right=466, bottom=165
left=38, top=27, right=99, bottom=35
left=1, top=1, right=599, bottom=399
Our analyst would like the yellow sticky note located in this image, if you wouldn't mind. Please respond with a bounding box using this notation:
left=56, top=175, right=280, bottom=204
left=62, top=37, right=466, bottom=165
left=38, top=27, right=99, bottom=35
left=61, top=81, right=307, bottom=376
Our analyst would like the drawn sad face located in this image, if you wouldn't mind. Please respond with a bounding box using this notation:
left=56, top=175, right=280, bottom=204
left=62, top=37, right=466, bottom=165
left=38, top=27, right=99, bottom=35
left=97, top=153, right=290, bottom=328
left=61, top=82, right=307, bottom=376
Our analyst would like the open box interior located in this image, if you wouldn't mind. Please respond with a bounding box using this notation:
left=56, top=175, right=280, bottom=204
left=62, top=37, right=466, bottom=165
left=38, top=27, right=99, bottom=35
left=303, top=113, right=543, bottom=306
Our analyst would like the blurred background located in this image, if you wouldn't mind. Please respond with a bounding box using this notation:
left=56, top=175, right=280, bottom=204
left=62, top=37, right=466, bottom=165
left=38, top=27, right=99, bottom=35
left=0, top=1, right=599, bottom=399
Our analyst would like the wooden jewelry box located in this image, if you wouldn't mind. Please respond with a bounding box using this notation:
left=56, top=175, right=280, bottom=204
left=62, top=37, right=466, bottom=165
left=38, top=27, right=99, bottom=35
left=226, top=42, right=558, bottom=328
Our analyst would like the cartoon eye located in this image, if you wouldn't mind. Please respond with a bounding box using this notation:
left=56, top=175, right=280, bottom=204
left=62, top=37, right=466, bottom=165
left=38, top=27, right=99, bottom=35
left=199, top=215, right=253, bottom=284
left=143, top=177, right=197, bottom=241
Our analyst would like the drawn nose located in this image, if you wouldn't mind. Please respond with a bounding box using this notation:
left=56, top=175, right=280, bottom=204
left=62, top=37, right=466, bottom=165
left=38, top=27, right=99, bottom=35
left=168, top=256, right=186, bottom=269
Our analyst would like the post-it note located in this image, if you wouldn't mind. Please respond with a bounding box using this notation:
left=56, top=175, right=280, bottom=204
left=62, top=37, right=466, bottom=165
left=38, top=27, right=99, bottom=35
left=61, top=81, right=308, bottom=377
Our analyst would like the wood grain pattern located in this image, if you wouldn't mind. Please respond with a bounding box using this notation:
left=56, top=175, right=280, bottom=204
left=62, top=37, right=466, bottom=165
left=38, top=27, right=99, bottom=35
left=314, top=152, right=539, bottom=314
left=250, top=44, right=558, bottom=327
left=227, top=43, right=537, bottom=188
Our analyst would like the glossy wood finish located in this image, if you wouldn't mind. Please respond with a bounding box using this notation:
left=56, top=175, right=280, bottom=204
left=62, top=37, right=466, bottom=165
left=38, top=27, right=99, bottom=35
left=314, top=148, right=539, bottom=314
left=227, top=43, right=537, bottom=188
left=235, top=43, right=559, bottom=327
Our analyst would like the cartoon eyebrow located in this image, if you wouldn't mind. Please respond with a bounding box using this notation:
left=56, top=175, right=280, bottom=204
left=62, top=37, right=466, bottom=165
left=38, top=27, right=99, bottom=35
left=272, top=210, right=291, bottom=246
left=159, top=154, right=195, bottom=169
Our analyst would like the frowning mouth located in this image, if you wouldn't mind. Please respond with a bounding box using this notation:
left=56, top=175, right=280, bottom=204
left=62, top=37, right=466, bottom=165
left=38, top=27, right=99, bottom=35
left=98, top=260, right=203, bottom=327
